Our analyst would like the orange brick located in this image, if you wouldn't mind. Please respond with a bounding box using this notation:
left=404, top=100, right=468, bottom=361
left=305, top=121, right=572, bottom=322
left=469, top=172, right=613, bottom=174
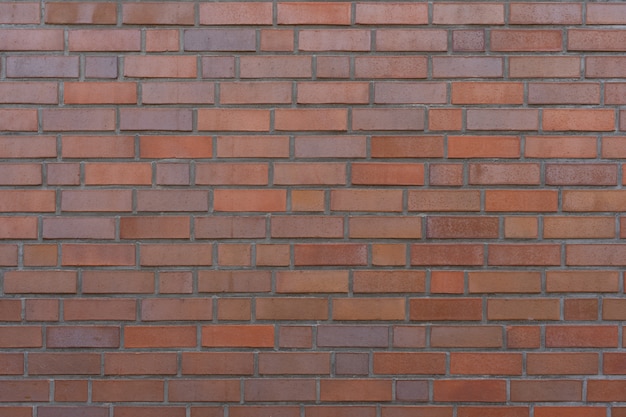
left=543, top=109, right=615, bottom=131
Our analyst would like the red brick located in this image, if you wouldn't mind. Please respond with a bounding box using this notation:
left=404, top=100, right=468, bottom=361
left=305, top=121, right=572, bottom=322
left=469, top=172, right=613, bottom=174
left=0, top=136, right=56, bottom=158
left=82, top=271, right=154, bottom=294
left=123, top=2, right=194, bottom=25
left=543, top=109, right=615, bottom=131
left=259, top=352, right=330, bottom=375
left=486, top=190, right=558, bottom=212
left=182, top=352, right=254, bottom=375
left=566, top=244, right=626, bottom=266
left=546, top=326, right=618, bottom=348
left=214, top=189, right=286, bottom=212
left=512, top=380, right=582, bottom=402
left=0, top=109, right=37, bottom=131
left=69, top=29, right=139, bottom=51
left=563, top=190, right=626, bottom=212
left=376, top=30, right=447, bottom=52
left=275, top=271, right=348, bottom=294
left=468, top=109, right=538, bottom=131
left=488, top=244, right=561, bottom=266
left=295, top=244, right=367, bottom=266
left=374, top=353, right=445, bottom=375
left=62, top=244, right=135, bottom=266
left=352, top=163, right=424, bottom=186
left=431, top=326, right=502, bottom=348
left=295, top=136, right=366, bottom=159
left=137, top=190, right=208, bottom=212
left=140, top=136, right=211, bottom=159
left=202, top=325, right=274, bottom=348
left=526, top=135, right=596, bottom=159
left=564, top=299, right=599, bottom=321
left=410, top=298, right=482, bottom=321
left=411, top=244, right=484, bottom=266
left=256, top=244, right=290, bottom=267
left=372, top=244, right=407, bottom=267
left=184, top=29, right=255, bottom=52
left=0, top=82, right=57, bottom=104
left=569, top=29, right=626, bottom=51
left=544, top=216, right=614, bottom=239
left=43, top=217, right=114, bottom=240
left=200, top=2, right=272, bottom=25
left=392, top=326, right=426, bottom=348
left=433, top=57, right=503, bottom=78
left=426, top=216, right=497, bottom=239
left=246, top=379, right=316, bottom=402
left=62, top=135, right=133, bottom=159
left=125, top=326, right=196, bottom=348
left=470, top=163, right=540, bottom=185
left=199, top=109, right=270, bottom=132
left=140, top=244, right=212, bottom=266
left=488, top=298, right=560, bottom=320
left=527, top=353, right=599, bottom=375
left=125, top=56, right=196, bottom=78
left=321, top=380, right=392, bottom=402
left=92, top=380, right=163, bottom=402
left=371, top=136, right=443, bottom=158
left=105, top=353, right=177, bottom=375
left=375, top=82, right=445, bottom=104
left=434, top=380, right=506, bottom=402
left=271, top=216, right=342, bottom=239
left=7, top=56, right=79, bottom=78
left=65, top=82, right=136, bottom=104
left=159, top=272, right=193, bottom=295
left=353, top=108, right=424, bottom=131
left=434, top=3, right=503, bottom=24
left=0, top=380, right=49, bottom=402
left=43, top=109, right=115, bottom=132
left=85, top=162, right=151, bottom=185
left=169, top=380, right=240, bottom=403
left=142, top=298, right=212, bottom=321
left=45, top=2, right=116, bottom=24
left=261, top=29, right=294, bottom=52
left=1, top=2, right=40, bottom=24
left=409, top=190, right=481, bottom=212
left=451, top=353, right=522, bottom=375
left=355, top=56, right=427, bottom=79
left=0, top=353, right=23, bottom=374
left=202, top=56, right=235, bottom=78
left=317, top=325, right=388, bottom=348
left=4, top=271, right=76, bottom=294
left=195, top=216, right=265, bottom=239
left=430, top=271, right=464, bottom=294
left=586, top=56, right=626, bottom=78
left=61, top=190, right=131, bottom=212
left=0, top=163, right=41, bottom=186
left=448, top=136, right=520, bottom=158
left=587, top=3, right=626, bottom=24
left=491, top=30, right=562, bottom=52
left=0, top=29, right=63, bottom=51
left=47, top=163, right=80, bottom=185
left=504, top=216, right=538, bottom=239
left=121, top=216, right=190, bottom=239
left=274, top=162, right=346, bottom=185
left=142, top=82, right=214, bottom=105
left=299, top=30, right=370, bottom=52
left=383, top=407, right=452, bottom=417
left=29, top=353, right=100, bottom=375
left=509, top=56, right=580, bottom=78
left=350, top=217, right=422, bottom=239
left=146, top=29, right=179, bottom=52
left=333, top=298, right=405, bottom=321
left=156, top=163, right=189, bottom=185
left=452, top=82, right=523, bottom=105
left=278, top=2, right=350, bottom=25
left=47, top=326, right=119, bottom=348
left=113, top=407, right=185, bottom=417
left=356, top=3, right=427, bottom=24
left=452, top=30, right=485, bottom=52
left=529, top=82, right=600, bottom=105
left=240, top=56, right=312, bottom=78
left=429, top=109, right=463, bottom=132
left=457, top=408, right=527, bottom=417
left=510, top=3, right=582, bottom=24
left=469, top=271, right=541, bottom=294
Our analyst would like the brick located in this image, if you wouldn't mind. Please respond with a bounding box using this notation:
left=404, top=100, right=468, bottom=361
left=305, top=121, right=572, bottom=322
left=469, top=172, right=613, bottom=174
left=69, top=29, right=139, bottom=51
left=0, top=245, right=18, bottom=267
left=569, top=30, right=626, bottom=51
left=62, top=135, right=133, bottom=159
left=469, top=163, right=539, bottom=185
left=586, top=56, right=626, bottom=78
left=43, top=217, right=115, bottom=240
left=142, top=82, right=214, bottom=105
left=246, top=379, right=316, bottom=402
left=431, top=326, right=502, bottom=348
left=356, top=3, right=427, bottom=24
left=217, top=243, right=251, bottom=267
left=200, top=2, right=272, bottom=25
left=567, top=244, right=626, bottom=266
left=195, top=216, right=265, bottom=239
left=452, top=82, right=523, bottom=105
left=43, top=109, right=115, bottom=132
left=504, top=216, right=538, bottom=239
left=7, top=56, right=79, bottom=78
left=428, top=164, right=463, bottom=186
left=349, top=217, right=422, bottom=239
left=256, top=244, right=291, bottom=267
left=0, top=380, right=49, bottom=402
left=528, top=83, right=600, bottom=105
left=434, top=380, right=506, bottom=402
left=278, top=2, right=350, bottom=25
left=353, top=108, right=424, bottom=131
left=543, top=109, right=615, bottom=132
left=47, top=326, right=119, bottom=348
left=214, top=189, right=286, bottom=212
left=140, top=244, right=212, bottom=266
left=0, top=2, right=40, bottom=24
left=92, top=380, right=163, bottom=402
left=64, top=81, right=135, bottom=104
left=564, top=298, right=598, bottom=321
left=0, top=353, right=23, bottom=374
left=352, top=163, right=423, bottom=186
left=375, top=82, right=445, bottom=104
left=240, top=56, right=312, bottom=78
left=275, top=271, right=348, bottom=294
left=62, top=244, right=135, bottom=266
left=142, top=299, right=212, bottom=321
left=121, top=216, right=190, bottom=240
left=85, top=162, right=151, bottom=185
left=295, top=244, right=366, bottom=266
left=429, top=109, right=463, bottom=131
left=271, top=216, right=342, bottom=238
left=457, top=408, right=527, bottom=417
left=113, top=407, right=185, bottom=417
left=202, top=56, right=235, bottom=78
left=509, top=56, right=580, bottom=78
left=564, top=190, right=626, bottom=212
left=321, top=380, right=392, bottom=402
left=125, top=56, right=196, bottom=78
left=218, top=298, right=251, bottom=320
left=61, top=190, right=132, bottom=212
left=488, top=244, right=561, bottom=266
left=527, top=353, right=599, bottom=376
left=85, top=56, right=117, bottom=78
left=0, top=109, right=38, bottom=131
left=298, top=82, right=368, bottom=104
left=156, top=163, right=189, bottom=185
left=546, top=326, right=618, bottom=348
left=202, top=325, right=274, bottom=348
left=491, top=30, right=562, bottom=52
left=299, top=30, right=370, bottom=52
left=426, top=216, right=498, bottom=239
left=587, top=3, right=626, bottom=24
left=29, top=353, right=100, bottom=375
left=469, top=271, right=541, bottom=294
left=0, top=301, right=21, bottom=322
left=276, top=109, right=347, bottom=132
left=0, top=136, right=56, bottom=158
left=333, top=298, right=405, bottom=321
left=485, top=190, right=558, bottom=212
left=221, top=82, right=290, bottom=104
left=488, top=298, right=560, bottom=320
left=372, top=136, right=443, bottom=158
left=47, top=163, right=80, bottom=185
left=170, top=380, right=240, bottom=402
left=450, top=353, right=522, bottom=376
left=429, top=271, right=464, bottom=294
left=259, top=352, right=330, bottom=375
left=0, top=29, right=63, bottom=51
left=198, top=109, right=270, bottom=132
left=435, top=3, right=504, bottom=24
left=545, top=216, right=615, bottom=239
left=105, top=353, right=177, bottom=375
left=261, top=29, right=294, bottom=52
left=125, top=326, right=196, bottom=348
left=184, top=29, right=255, bottom=52
left=374, top=353, right=445, bottom=375
left=527, top=136, right=597, bottom=158
left=0, top=164, right=41, bottom=185
left=0, top=82, right=57, bottom=104
left=318, top=325, right=388, bottom=348
left=45, top=2, right=116, bottom=24
left=411, top=244, right=483, bottom=266
left=121, top=109, right=192, bottom=132
left=410, top=298, right=482, bottom=321
left=0, top=190, right=54, bottom=213
left=331, top=189, right=403, bottom=212
left=123, top=2, right=193, bottom=25
left=468, top=109, right=538, bottom=131
left=376, top=30, right=447, bottom=52
left=140, top=136, right=211, bottom=159
left=82, top=271, right=154, bottom=294
left=512, top=381, right=584, bottom=402
left=295, top=136, right=366, bottom=158
left=159, top=272, right=193, bottom=295
left=217, top=135, right=288, bottom=158
left=448, top=136, right=520, bottom=158
left=409, top=190, right=481, bottom=212
left=146, top=29, right=179, bottom=52
left=196, top=163, right=268, bottom=185
left=53, top=380, right=88, bottom=402
left=137, top=190, right=208, bottom=212
left=433, top=57, right=503, bottom=78
left=355, top=56, right=427, bottom=79
left=182, top=352, right=253, bottom=375
left=452, top=30, right=485, bottom=52
left=510, top=3, right=582, bottom=24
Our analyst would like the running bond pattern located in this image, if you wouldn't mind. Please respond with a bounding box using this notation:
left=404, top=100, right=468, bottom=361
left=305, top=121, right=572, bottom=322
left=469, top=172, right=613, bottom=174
left=1, top=1, right=626, bottom=416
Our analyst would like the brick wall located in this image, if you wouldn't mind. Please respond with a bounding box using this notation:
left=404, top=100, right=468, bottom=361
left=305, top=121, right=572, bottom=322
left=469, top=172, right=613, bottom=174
left=1, top=1, right=626, bottom=415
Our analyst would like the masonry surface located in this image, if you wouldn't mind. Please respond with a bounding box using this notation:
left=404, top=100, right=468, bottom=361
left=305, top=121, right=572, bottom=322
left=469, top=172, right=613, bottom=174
left=1, top=0, right=626, bottom=415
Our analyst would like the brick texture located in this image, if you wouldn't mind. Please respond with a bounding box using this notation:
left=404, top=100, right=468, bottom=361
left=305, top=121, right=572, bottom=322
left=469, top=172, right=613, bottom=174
left=0, top=1, right=624, bottom=415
